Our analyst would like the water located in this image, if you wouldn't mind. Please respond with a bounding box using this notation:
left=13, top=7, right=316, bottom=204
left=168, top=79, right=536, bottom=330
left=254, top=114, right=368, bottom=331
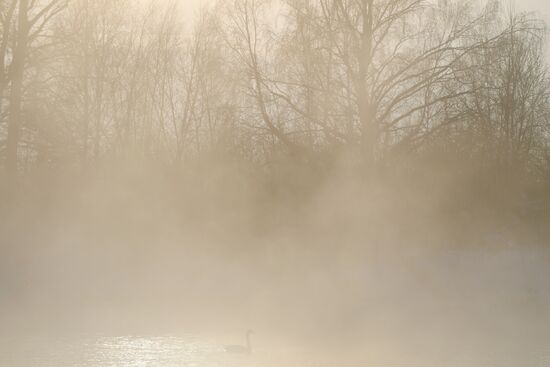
left=1, top=334, right=549, bottom=367
left=0, top=335, right=257, bottom=367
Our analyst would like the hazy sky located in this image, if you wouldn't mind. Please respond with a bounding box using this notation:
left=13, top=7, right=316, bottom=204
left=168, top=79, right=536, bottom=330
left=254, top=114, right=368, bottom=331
left=181, top=0, right=550, bottom=24
left=177, top=0, right=550, bottom=61
left=182, top=0, right=205, bottom=22
left=519, top=0, right=549, bottom=14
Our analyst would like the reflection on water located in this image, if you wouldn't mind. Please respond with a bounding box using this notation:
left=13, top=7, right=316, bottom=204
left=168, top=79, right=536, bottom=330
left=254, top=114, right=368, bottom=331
left=0, top=335, right=252, bottom=367
left=0, top=334, right=549, bottom=367
left=86, top=336, right=222, bottom=367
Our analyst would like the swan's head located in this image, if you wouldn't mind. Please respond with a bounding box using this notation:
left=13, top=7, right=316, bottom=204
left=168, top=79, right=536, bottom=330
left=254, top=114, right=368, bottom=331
left=246, top=329, right=254, bottom=336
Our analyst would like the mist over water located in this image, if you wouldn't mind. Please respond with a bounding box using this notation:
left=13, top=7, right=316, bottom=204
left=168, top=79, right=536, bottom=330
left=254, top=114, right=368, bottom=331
left=2, top=166, right=550, bottom=366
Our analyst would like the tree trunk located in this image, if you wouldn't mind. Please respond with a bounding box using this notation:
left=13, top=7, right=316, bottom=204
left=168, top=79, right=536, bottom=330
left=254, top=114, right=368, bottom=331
left=6, top=0, right=29, bottom=179
left=358, top=0, right=376, bottom=170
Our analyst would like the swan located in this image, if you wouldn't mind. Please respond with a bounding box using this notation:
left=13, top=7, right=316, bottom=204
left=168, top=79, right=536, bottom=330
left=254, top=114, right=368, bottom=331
left=224, top=330, right=253, bottom=354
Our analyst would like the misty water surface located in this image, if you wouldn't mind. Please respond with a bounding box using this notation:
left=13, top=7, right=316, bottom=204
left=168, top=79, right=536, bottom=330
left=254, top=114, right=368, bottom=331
left=0, top=332, right=550, bottom=367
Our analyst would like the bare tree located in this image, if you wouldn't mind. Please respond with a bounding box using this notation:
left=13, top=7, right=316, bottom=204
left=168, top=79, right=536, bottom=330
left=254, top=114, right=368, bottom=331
left=3, top=0, right=66, bottom=178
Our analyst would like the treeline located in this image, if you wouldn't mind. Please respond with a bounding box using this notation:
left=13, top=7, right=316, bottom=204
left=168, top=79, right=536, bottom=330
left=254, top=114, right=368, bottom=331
left=1, top=0, right=549, bottom=240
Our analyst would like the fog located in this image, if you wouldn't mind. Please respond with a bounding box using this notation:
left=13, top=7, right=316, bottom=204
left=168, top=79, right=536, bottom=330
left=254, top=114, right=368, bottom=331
left=2, top=162, right=549, bottom=366
left=1, top=0, right=550, bottom=366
